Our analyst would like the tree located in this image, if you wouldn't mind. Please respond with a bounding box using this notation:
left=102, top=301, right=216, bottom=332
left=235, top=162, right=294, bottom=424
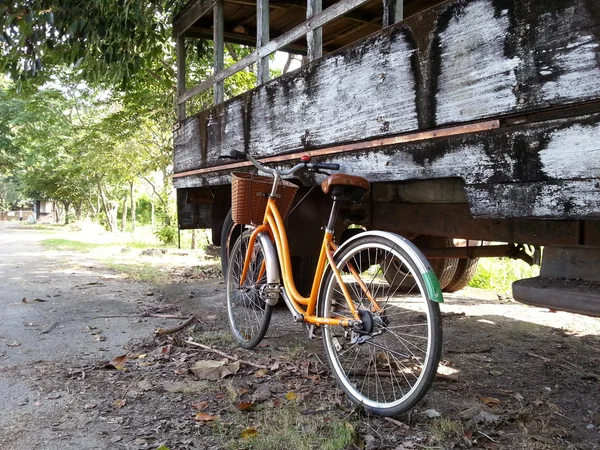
left=0, top=1, right=188, bottom=88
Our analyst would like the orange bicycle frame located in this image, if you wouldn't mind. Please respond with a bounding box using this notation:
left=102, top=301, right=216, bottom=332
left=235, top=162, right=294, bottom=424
left=239, top=196, right=379, bottom=328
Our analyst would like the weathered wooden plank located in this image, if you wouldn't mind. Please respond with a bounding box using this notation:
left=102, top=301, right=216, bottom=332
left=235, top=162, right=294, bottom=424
left=383, top=0, right=403, bottom=27
left=173, top=0, right=600, bottom=172
left=173, top=0, right=216, bottom=37
left=307, top=0, right=323, bottom=62
left=173, top=116, right=203, bottom=174
left=257, top=0, right=270, bottom=84
left=214, top=0, right=225, bottom=104
left=371, top=203, right=583, bottom=246
left=174, top=112, right=600, bottom=219
left=466, top=180, right=600, bottom=219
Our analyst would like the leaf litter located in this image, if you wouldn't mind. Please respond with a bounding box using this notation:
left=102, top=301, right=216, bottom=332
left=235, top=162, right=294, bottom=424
left=8, top=283, right=600, bottom=450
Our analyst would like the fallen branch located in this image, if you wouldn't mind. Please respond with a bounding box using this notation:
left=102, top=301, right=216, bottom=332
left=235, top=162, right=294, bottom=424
left=435, top=372, right=460, bottom=382
left=526, top=351, right=552, bottom=363
left=384, top=417, right=409, bottom=429
left=155, top=316, right=197, bottom=336
left=185, top=339, right=269, bottom=370
left=148, top=314, right=189, bottom=319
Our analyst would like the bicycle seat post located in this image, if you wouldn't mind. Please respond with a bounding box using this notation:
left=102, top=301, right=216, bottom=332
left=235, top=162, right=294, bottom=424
left=325, top=197, right=341, bottom=235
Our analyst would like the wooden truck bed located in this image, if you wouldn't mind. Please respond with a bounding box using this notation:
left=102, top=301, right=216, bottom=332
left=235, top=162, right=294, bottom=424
left=171, top=0, right=600, bottom=315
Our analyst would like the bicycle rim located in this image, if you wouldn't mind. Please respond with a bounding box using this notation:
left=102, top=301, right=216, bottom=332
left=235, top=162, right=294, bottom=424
left=226, top=231, right=273, bottom=349
left=321, top=235, right=442, bottom=415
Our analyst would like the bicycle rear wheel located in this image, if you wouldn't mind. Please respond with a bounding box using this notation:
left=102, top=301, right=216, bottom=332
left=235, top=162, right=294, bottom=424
left=226, top=230, right=273, bottom=349
left=320, top=234, right=442, bottom=416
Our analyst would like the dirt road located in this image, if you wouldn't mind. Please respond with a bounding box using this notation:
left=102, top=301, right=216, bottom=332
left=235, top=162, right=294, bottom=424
left=1, top=222, right=599, bottom=450
left=0, top=223, right=178, bottom=449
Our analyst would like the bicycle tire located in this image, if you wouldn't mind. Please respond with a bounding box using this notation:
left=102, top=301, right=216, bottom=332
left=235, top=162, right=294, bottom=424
left=319, top=234, right=442, bottom=416
left=226, top=230, right=273, bottom=349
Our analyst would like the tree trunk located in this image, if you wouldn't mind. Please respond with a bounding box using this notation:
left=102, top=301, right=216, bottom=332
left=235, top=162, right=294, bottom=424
left=191, top=229, right=197, bottom=250
left=63, top=201, right=71, bottom=224
left=151, top=200, right=155, bottom=230
left=97, top=177, right=118, bottom=233
left=121, top=193, right=128, bottom=232
left=74, top=201, right=83, bottom=221
left=130, top=181, right=136, bottom=232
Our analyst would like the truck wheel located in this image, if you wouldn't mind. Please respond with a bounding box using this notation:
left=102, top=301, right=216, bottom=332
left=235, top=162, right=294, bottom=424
left=383, top=235, right=457, bottom=291
left=220, top=209, right=244, bottom=277
left=444, top=258, right=479, bottom=293
left=415, top=236, right=459, bottom=290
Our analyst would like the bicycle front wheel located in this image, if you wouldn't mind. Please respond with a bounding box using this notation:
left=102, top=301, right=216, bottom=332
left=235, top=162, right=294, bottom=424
left=320, top=234, right=442, bottom=416
left=226, top=230, right=273, bottom=349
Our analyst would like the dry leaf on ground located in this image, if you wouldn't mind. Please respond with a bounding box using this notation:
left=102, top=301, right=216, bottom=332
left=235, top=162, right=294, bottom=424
left=190, top=359, right=240, bottom=380
left=194, top=412, right=218, bottom=422
left=480, top=396, right=501, bottom=407
left=192, top=401, right=209, bottom=410
left=254, top=368, right=269, bottom=378
left=234, top=402, right=255, bottom=411
left=106, top=354, right=128, bottom=370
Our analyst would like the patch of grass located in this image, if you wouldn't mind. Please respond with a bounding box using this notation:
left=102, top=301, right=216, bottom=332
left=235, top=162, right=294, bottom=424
left=189, top=330, right=234, bottom=346
left=428, top=417, right=463, bottom=444
left=41, top=238, right=105, bottom=252
left=286, top=340, right=306, bottom=359
left=468, top=257, right=540, bottom=294
left=220, top=405, right=354, bottom=450
left=105, top=261, right=169, bottom=284
left=26, top=224, right=64, bottom=231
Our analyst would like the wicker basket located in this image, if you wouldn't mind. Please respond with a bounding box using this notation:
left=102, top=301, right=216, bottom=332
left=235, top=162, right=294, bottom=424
left=231, top=172, right=299, bottom=225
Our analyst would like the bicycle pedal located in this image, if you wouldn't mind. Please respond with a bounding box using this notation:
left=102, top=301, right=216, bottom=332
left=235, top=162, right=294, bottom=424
left=261, top=283, right=280, bottom=306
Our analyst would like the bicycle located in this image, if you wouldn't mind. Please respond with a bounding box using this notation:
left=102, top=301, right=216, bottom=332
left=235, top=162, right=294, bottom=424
left=225, top=150, right=444, bottom=416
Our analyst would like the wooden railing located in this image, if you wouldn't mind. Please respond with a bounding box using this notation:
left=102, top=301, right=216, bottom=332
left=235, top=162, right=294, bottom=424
left=174, top=0, right=405, bottom=121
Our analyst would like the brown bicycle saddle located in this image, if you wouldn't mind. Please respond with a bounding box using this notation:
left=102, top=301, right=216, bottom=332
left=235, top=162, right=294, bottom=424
left=321, top=173, right=370, bottom=202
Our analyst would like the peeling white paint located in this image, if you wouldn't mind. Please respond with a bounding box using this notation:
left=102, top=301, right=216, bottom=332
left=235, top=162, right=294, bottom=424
left=435, top=0, right=520, bottom=124
left=467, top=180, right=600, bottom=219
left=539, top=123, right=600, bottom=179
left=245, top=33, right=419, bottom=157
left=540, top=34, right=600, bottom=102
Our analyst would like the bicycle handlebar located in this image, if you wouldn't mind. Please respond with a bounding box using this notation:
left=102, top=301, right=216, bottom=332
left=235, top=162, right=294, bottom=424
left=228, top=150, right=340, bottom=175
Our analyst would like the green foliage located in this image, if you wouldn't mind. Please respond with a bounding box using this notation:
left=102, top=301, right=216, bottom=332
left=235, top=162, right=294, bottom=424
left=104, top=260, right=169, bottom=284
left=0, top=0, right=188, bottom=88
left=154, top=224, right=177, bottom=245
left=41, top=238, right=103, bottom=252
left=468, top=258, right=540, bottom=294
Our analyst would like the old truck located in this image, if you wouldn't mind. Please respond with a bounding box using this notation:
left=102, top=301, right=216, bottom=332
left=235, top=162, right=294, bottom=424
left=170, top=0, right=600, bottom=316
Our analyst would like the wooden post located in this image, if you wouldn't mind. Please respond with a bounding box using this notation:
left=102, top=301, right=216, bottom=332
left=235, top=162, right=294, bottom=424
left=214, top=0, right=225, bottom=104
left=176, top=35, right=186, bottom=121
left=307, top=0, right=322, bottom=62
left=383, top=0, right=403, bottom=27
left=257, top=0, right=270, bottom=84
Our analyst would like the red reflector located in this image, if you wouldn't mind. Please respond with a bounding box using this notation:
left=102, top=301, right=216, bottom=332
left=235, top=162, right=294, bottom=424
left=300, top=155, right=311, bottom=162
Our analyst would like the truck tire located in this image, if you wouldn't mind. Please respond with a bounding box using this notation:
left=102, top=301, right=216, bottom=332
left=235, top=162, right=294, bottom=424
left=415, top=236, right=459, bottom=290
left=382, top=235, right=457, bottom=291
left=220, top=210, right=244, bottom=277
left=444, top=258, right=479, bottom=293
